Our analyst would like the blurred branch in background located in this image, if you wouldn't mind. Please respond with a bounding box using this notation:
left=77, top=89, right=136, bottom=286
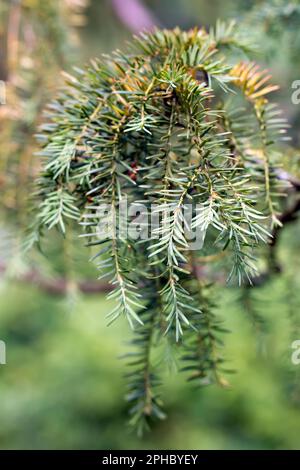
left=110, top=0, right=160, bottom=32
left=0, top=261, right=111, bottom=295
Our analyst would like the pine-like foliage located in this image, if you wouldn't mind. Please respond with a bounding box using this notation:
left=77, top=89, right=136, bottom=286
left=0, top=0, right=88, bottom=255
left=29, top=23, right=289, bottom=432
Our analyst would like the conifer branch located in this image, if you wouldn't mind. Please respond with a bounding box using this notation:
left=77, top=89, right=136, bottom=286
left=27, top=24, right=294, bottom=432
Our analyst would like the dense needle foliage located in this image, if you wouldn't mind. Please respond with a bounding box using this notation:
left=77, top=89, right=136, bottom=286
left=29, top=23, right=290, bottom=434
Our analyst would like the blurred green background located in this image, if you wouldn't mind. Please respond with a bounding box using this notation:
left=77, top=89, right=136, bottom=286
left=1, top=0, right=300, bottom=449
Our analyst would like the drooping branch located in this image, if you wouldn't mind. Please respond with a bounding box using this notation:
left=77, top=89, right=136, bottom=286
left=1, top=167, right=299, bottom=294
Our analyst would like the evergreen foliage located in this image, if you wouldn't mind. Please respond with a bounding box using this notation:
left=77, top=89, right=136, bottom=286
left=29, top=23, right=290, bottom=432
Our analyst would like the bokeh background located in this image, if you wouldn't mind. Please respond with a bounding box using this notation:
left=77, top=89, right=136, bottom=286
left=0, top=0, right=300, bottom=449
